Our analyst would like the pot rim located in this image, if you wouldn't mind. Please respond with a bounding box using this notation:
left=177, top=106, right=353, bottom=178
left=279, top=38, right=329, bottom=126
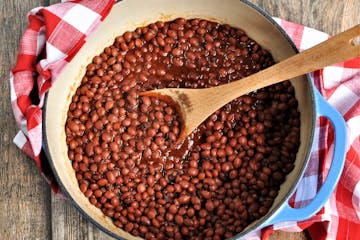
left=42, top=0, right=316, bottom=239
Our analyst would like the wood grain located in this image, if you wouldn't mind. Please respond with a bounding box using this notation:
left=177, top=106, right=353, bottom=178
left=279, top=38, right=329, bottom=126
left=0, top=1, right=51, bottom=240
left=0, top=0, right=358, bottom=240
left=253, top=0, right=360, bottom=33
left=51, top=194, right=113, bottom=240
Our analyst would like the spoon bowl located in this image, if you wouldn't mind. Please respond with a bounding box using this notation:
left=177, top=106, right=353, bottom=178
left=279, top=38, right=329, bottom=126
left=142, top=25, right=359, bottom=141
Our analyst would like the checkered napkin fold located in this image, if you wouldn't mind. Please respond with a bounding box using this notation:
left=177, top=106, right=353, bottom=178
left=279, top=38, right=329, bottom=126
left=9, top=0, right=360, bottom=239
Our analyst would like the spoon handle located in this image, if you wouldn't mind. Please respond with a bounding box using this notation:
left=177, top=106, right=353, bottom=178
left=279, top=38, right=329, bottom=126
left=216, top=24, right=360, bottom=102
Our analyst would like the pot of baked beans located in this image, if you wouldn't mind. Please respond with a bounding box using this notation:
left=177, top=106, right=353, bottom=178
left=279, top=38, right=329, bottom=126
left=43, top=0, right=347, bottom=239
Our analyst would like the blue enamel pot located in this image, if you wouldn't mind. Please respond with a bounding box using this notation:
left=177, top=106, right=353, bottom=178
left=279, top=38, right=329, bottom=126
left=43, top=0, right=347, bottom=239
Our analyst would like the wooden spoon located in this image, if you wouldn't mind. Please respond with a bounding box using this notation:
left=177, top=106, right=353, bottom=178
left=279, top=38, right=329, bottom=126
left=141, top=25, right=360, bottom=142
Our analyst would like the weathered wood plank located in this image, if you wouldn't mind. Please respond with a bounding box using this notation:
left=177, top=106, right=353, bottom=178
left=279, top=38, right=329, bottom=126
left=51, top=194, right=114, bottom=240
left=0, top=1, right=51, bottom=240
left=253, top=0, right=360, bottom=34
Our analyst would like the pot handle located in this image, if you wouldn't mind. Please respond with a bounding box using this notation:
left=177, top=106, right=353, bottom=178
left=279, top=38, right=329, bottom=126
left=265, top=88, right=347, bottom=226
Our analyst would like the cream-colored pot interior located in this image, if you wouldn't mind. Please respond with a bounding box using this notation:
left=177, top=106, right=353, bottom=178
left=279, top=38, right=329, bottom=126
left=44, top=0, right=315, bottom=239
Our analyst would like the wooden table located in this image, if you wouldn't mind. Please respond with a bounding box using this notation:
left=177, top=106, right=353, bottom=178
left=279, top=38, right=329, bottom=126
left=1, top=0, right=358, bottom=239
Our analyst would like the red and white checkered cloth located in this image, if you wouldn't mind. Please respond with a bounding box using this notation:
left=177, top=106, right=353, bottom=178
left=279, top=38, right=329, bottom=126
left=10, top=0, right=115, bottom=193
left=9, top=1, right=360, bottom=239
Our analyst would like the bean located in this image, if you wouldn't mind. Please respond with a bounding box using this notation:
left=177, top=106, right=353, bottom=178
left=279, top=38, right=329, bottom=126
left=79, top=183, right=88, bottom=193
left=178, top=195, right=191, bottom=205
left=144, top=31, right=155, bottom=41
left=175, top=215, right=183, bottom=225
left=188, top=167, right=199, bottom=177
left=145, top=208, right=156, bottom=219
left=201, top=190, right=211, bottom=199
left=166, top=205, right=177, bottom=215
left=98, top=179, right=107, bottom=187
left=67, top=120, right=79, bottom=132
left=106, top=171, right=116, bottom=184
left=221, top=162, right=233, bottom=172
left=205, top=200, right=215, bottom=211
